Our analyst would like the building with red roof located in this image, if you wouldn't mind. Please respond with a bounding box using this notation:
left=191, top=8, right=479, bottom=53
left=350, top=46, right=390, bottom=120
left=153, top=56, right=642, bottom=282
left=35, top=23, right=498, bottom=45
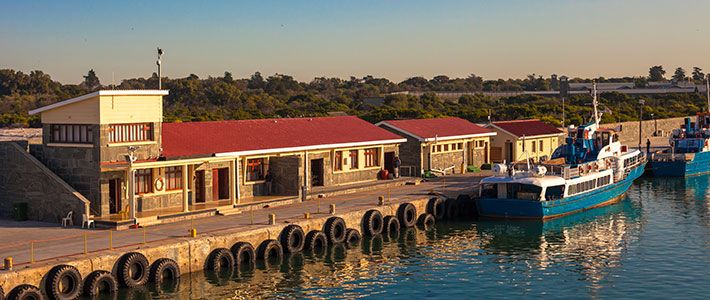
left=22, top=90, right=405, bottom=225
left=484, top=119, right=564, bottom=163
left=377, top=117, right=496, bottom=176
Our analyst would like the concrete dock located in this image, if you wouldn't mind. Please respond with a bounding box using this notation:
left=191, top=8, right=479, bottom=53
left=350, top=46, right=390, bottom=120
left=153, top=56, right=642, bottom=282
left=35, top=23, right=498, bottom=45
left=0, top=172, right=487, bottom=295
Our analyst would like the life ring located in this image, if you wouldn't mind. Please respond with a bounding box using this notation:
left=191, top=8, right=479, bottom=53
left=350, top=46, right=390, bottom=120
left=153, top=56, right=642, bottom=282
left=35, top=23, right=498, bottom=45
left=594, top=163, right=599, bottom=171
left=578, top=166, right=584, bottom=175
left=154, top=177, right=165, bottom=191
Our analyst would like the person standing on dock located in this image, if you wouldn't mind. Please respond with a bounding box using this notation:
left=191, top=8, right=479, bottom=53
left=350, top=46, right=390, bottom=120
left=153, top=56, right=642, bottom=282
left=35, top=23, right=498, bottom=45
left=646, top=139, right=651, bottom=153
left=265, top=171, right=273, bottom=195
left=394, top=156, right=401, bottom=178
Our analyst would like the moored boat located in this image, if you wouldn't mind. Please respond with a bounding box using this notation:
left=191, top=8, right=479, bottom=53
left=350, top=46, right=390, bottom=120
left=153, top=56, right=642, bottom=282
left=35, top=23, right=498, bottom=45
left=649, top=113, right=710, bottom=177
left=476, top=83, right=647, bottom=219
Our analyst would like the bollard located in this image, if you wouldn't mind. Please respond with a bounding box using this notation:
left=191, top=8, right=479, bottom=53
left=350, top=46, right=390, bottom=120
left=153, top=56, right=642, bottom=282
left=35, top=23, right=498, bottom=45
left=188, top=228, right=197, bottom=238
left=329, top=204, right=335, bottom=215
left=428, top=189, right=436, bottom=195
left=317, top=197, right=321, bottom=213
left=387, top=186, right=391, bottom=202
left=4, top=257, right=12, bottom=271
left=304, top=212, right=310, bottom=219
left=268, top=214, right=276, bottom=225
left=378, top=196, right=385, bottom=206
left=461, top=163, right=466, bottom=174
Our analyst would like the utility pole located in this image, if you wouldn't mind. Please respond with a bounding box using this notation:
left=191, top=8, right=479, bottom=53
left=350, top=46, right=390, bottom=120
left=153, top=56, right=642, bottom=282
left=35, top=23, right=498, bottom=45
left=706, top=74, right=709, bottom=113
left=157, top=48, right=164, bottom=89
left=639, top=99, right=646, bottom=151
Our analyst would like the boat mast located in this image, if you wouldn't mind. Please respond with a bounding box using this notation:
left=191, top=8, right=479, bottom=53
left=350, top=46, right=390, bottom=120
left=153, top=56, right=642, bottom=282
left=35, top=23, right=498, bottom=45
left=592, top=81, right=600, bottom=125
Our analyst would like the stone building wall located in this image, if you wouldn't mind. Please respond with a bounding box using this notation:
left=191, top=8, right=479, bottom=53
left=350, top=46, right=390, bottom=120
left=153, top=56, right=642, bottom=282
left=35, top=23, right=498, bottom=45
left=0, top=141, right=89, bottom=225
left=598, top=115, right=691, bottom=144
left=98, top=122, right=162, bottom=163
left=430, top=151, right=465, bottom=174
left=268, top=155, right=302, bottom=196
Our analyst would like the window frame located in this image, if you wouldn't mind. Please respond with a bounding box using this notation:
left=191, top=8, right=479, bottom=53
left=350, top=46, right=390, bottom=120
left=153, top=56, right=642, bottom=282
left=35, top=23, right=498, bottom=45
left=246, top=158, right=265, bottom=182
left=108, top=123, right=153, bottom=144
left=364, top=148, right=379, bottom=168
left=135, top=168, right=153, bottom=195
left=334, top=151, right=343, bottom=171
left=349, top=150, right=359, bottom=169
left=49, top=124, right=93, bottom=144
left=165, top=166, right=182, bottom=191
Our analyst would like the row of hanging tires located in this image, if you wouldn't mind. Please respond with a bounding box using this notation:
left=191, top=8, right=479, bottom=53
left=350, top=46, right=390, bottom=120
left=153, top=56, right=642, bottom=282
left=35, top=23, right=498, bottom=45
left=0, top=195, right=473, bottom=300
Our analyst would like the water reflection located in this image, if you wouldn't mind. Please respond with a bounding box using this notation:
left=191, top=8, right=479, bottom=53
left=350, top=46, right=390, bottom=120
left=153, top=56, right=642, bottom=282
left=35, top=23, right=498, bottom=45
left=80, top=174, right=710, bottom=299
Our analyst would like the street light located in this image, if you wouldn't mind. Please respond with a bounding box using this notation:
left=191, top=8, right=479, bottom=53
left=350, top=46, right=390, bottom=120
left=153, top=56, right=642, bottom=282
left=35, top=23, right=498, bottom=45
left=651, top=112, right=656, bottom=136
left=638, top=99, right=645, bottom=151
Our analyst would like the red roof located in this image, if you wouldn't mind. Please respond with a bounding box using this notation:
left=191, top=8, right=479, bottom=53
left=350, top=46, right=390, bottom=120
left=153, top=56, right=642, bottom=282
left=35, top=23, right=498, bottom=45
left=379, top=117, right=494, bottom=140
left=490, top=119, right=562, bottom=137
left=161, top=116, right=405, bottom=158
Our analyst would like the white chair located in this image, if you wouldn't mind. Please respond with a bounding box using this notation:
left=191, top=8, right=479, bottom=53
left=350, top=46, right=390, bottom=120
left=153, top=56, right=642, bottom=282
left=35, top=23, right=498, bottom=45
left=61, top=211, right=73, bottom=227
left=82, top=213, right=95, bottom=229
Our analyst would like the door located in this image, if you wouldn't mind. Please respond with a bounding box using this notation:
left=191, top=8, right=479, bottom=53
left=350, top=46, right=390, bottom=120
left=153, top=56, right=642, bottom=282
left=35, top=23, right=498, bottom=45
left=212, top=168, right=229, bottom=200
left=311, top=159, right=324, bottom=186
left=195, top=170, right=205, bottom=203
left=384, top=152, right=395, bottom=175
left=484, top=142, right=489, bottom=164
left=506, top=142, right=514, bottom=162
left=109, top=179, right=121, bottom=214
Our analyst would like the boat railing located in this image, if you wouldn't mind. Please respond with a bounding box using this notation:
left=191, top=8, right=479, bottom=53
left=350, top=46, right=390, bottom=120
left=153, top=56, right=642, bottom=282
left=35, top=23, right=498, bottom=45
left=509, top=160, right=605, bottom=179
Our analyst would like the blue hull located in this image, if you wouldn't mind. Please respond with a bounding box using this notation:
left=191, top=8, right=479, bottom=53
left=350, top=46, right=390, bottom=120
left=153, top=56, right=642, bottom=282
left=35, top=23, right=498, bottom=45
left=651, top=151, right=710, bottom=177
left=476, top=162, right=647, bottom=219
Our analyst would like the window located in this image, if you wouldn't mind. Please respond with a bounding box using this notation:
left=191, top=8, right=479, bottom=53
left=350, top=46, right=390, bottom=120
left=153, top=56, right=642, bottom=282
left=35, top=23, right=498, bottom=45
left=165, top=166, right=182, bottom=191
left=532, top=141, right=536, bottom=152
left=135, top=169, right=152, bottom=195
left=50, top=124, right=93, bottom=144
left=334, top=151, right=343, bottom=171
left=108, top=123, right=153, bottom=143
left=539, top=141, right=544, bottom=152
left=458, top=143, right=463, bottom=150
left=349, top=150, right=358, bottom=169
left=246, top=158, right=265, bottom=181
left=364, top=148, right=379, bottom=167
left=437, top=145, right=442, bottom=152
left=444, top=144, right=449, bottom=151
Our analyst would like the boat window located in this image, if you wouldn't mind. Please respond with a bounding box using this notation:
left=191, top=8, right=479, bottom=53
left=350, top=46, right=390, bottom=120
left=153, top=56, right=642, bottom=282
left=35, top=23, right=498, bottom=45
left=481, top=183, right=497, bottom=198
left=508, top=183, right=542, bottom=200
left=602, top=132, right=610, bottom=147
left=545, top=185, right=564, bottom=200
left=612, top=133, right=619, bottom=142
left=576, top=129, right=584, bottom=139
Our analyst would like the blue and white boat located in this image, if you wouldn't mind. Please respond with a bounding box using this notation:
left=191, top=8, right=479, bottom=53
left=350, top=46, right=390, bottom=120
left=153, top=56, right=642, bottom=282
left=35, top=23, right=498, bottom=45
left=476, top=84, right=647, bottom=219
left=649, top=113, right=710, bottom=177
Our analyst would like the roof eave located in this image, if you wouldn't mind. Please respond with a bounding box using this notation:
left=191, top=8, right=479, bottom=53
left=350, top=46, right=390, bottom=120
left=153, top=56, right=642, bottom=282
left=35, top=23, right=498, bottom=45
left=29, top=90, right=169, bottom=115
left=213, top=138, right=408, bottom=157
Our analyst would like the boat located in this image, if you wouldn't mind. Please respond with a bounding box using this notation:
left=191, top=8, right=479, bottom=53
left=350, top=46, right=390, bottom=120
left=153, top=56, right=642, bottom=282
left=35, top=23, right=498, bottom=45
left=649, top=113, right=710, bottom=177
left=476, top=83, right=647, bottom=219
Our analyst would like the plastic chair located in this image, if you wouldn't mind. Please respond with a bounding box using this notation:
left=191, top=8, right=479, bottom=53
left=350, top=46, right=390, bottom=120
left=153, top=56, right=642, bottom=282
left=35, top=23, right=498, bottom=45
left=118, top=205, right=129, bottom=220
left=61, top=211, right=73, bottom=227
left=82, top=213, right=95, bottom=228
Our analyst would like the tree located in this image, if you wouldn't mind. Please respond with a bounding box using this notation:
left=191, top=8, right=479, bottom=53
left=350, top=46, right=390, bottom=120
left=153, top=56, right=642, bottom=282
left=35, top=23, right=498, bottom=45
left=83, top=69, right=101, bottom=91
left=672, top=67, right=686, bottom=82
left=648, top=65, right=666, bottom=81
left=692, top=67, right=705, bottom=81
left=248, top=72, right=265, bottom=89
left=223, top=71, right=233, bottom=82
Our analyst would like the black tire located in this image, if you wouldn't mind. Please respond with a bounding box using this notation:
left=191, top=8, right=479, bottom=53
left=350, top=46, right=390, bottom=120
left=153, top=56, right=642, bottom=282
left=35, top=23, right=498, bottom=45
left=230, top=242, right=256, bottom=266
left=383, top=216, right=400, bottom=235
left=444, top=198, right=459, bottom=220
left=304, top=230, right=328, bottom=254
left=6, top=285, right=42, bottom=300
left=427, top=197, right=445, bottom=220
left=323, top=217, right=347, bottom=244
left=45, top=264, right=82, bottom=300
left=279, top=224, right=305, bottom=253
left=1, top=285, right=4, bottom=300
left=457, top=194, right=473, bottom=216
left=256, top=239, right=283, bottom=262
left=206, top=248, right=234, bottom=271
left=397, top=203, right=417, bottom=227
left=344, top=228, right=362, bottom=246
left=83, top=270, right=118, bottom=298
left=417, top=213, right=435, bottom=228
left=148, top=258, right=180, bottom=284
left=362, top=210, right=383, bottom=236
left=116, top=252, right=149, bottom=288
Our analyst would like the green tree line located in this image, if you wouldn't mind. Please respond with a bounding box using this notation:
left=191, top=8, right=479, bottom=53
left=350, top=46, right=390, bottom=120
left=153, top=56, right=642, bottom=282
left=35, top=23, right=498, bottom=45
left=1, top=68, right=707, bottom=128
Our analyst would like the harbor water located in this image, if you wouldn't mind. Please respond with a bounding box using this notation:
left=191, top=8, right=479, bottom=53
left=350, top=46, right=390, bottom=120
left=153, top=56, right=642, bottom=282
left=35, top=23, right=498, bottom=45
left=98, top=175, right=710, bottom=299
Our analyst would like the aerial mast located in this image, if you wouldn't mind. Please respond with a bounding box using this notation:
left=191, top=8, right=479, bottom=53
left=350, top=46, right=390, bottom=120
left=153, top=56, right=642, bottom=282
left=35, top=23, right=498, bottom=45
left=157, top=48, right=164, bottom=89
left=592, top=81, right=600, bottom=125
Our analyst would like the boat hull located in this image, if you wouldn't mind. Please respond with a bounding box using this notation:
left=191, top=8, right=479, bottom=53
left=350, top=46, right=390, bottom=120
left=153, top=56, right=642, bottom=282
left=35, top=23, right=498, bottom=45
left=651, top=151, right=710, bottom=177
left=476, top=162, right=646, bottom=220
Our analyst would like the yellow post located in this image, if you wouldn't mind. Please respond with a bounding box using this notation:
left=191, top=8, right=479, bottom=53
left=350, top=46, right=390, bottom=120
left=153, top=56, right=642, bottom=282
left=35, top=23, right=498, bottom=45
left=84, top=233, right=88, bottom=254
left=304, top=212, right=310, bottom=219
left=317, top=197, right=321, bottom=213
left=387, top=186, right=391, bottom=202
left=250, top=206, right=254, bottom=225
left=30, top=241, right=34, bottom=264
left=142, top=227, right=146, bottom=244
left=4, top=257, right=12, bottom=271
left=109, top=230, right=113, bottom=250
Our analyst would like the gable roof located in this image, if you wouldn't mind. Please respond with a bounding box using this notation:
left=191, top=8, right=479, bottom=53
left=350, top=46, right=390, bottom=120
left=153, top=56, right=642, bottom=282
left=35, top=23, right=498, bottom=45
left=376, top=117, right=495, bottom=142
left=161, top=116, right=406, bottom=158
left=28, top=90, right=169, bottom=115
left=487, top=119, right=563, bottom=138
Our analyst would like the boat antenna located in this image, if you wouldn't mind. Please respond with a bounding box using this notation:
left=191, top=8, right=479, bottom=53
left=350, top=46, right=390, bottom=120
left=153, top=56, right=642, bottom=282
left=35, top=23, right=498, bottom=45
left=706, top=74, right=709, bottom=113
left=592, top=80, right=600, bottom=125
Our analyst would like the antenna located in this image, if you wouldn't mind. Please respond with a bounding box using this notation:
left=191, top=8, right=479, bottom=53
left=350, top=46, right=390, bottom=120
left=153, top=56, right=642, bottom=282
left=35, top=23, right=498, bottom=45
left=592, top=81, right=600, bottom=125
left=706, top=74, right=709, bottom=113
left=157, top=47, right=164, bottom=89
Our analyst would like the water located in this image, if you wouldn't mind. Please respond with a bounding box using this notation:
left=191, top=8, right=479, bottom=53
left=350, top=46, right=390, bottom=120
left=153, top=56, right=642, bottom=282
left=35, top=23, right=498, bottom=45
left=101, top=175, right=710, bottom=299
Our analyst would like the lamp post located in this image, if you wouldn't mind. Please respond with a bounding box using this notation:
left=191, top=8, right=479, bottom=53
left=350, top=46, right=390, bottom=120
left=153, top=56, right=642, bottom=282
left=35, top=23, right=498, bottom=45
left=651, top=112, right=656, bottom=136
left=127, top=146, right=140, bottom=222
left=157, top=48, right=164, bottom=89
left=638, top=99, right=645, bottom=150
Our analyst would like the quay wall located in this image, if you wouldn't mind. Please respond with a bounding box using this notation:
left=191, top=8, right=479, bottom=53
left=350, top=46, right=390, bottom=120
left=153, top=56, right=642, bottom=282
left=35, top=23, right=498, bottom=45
left=598, top=116, right=689, bottom=144
left=0, top=193, right=446, bottom=294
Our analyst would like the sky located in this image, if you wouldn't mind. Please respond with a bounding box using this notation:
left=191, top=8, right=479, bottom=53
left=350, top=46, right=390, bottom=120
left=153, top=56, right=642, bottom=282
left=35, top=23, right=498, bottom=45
left=2, top=0, right=709, bottom=84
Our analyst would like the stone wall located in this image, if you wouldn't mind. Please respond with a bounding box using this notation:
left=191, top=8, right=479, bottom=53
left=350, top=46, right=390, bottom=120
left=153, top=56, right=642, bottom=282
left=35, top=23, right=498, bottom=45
left=598, top=116, right=690, bottom=144
left=379, top=126, right=422, bottom=175
left=430, top=151, right=465, bottom=174
left=98, top=122, right=162, bottom=163
left=138, top=191, right=183, bottom=211
left=269, top=155, right=302, bottom=196
left=0, top=141, right=90, bottom=225
left=471, top=148, right=486, bottom=167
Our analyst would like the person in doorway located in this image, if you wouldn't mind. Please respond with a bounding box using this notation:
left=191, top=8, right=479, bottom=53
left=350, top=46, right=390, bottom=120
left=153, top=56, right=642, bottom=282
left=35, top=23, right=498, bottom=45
left=265, top=171, right=273, bottom=196
left=394, top=156, right=401, bottom=178
left=646, top=139, right=651, bottom=153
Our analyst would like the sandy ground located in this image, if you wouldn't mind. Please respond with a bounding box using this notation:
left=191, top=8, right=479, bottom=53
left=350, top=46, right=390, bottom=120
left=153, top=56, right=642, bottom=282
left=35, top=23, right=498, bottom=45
left=0, top=128, right=42, bottom=142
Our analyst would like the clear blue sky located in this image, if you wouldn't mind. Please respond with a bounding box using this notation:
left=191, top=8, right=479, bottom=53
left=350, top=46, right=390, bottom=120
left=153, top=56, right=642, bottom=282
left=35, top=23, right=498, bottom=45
left=2, top=0, right=709, bottom=84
